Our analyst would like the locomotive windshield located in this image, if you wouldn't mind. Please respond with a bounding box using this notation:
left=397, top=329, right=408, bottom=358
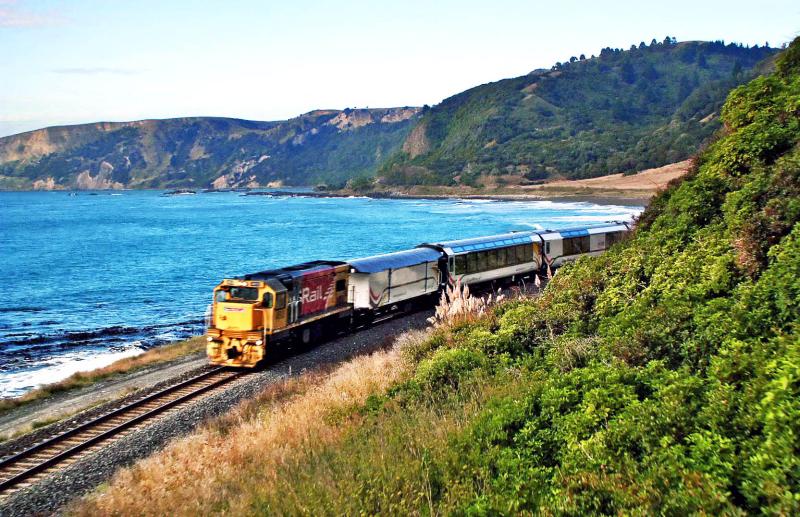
left=215, top=287, right=259, bottom=302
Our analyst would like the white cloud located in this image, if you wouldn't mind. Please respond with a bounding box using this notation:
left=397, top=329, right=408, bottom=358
left=52, top=67, right=141, bottom=76
left=0, top=0, right=63, bottom=28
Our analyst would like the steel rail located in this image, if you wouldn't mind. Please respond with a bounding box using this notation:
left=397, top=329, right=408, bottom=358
left=0, top=366, right=242, bottom=494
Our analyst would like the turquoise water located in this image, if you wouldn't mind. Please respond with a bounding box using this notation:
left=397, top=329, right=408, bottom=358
left=0, top=190, right=642, bottom=396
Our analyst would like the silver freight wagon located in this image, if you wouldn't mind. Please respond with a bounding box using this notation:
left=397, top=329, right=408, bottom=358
left=348, top=248, right=443, bottom=314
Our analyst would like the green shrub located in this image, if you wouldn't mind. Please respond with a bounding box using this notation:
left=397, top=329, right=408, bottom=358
left=399, top=328, right=448, bottom=363
left=414, top=348, right=489, bottom=392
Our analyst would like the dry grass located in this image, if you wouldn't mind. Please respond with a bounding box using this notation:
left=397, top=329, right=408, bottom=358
left=249, top=370, right=521, bottom=515
left=341, top=160, right=691, bottom=203
left=429, top=280, right=505, bottom=328
left=0, top=336, right=206, bottom=415
left=68, top=289, right=535, bottom=514
left=534, top=159, right=692, bottom=191
left=70, top=292, right=515, bottom=514
left=71, top=343, right=417, bottom=516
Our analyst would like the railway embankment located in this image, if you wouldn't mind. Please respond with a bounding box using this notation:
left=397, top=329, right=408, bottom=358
left=0, top=354, right=209, bottom=455
left=0, top=337, right=208, bottom=441
left=0, top=310, right=432, bottom=515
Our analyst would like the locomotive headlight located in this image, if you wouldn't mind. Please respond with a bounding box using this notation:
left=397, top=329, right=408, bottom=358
left=255, top=339, right=263, bottom=345
left=206, top=337, right=214, bottom=342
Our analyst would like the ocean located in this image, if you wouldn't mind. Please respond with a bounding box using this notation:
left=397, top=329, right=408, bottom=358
left=0, top=190, right=643, bottom=397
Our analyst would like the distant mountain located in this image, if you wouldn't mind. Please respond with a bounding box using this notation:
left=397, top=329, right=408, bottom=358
left=0, top=39, right=780, bottom=191
left=0, top=108, right=420, bottom=190
left=378, top=39, right=778, bottom=186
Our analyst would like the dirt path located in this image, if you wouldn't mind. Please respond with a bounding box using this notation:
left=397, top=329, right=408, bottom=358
left=0, top=353, right=208, bottom=440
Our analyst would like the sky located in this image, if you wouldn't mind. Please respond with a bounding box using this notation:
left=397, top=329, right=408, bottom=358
left=0, top=0, right=798, bottom=137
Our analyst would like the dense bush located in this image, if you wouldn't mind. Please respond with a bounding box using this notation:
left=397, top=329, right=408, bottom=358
left=252, top=38, right=800, bottom=515
left=435, top=37, right=799, bottom=513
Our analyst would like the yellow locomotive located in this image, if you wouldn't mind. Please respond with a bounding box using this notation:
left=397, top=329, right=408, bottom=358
left=206, top=261, right=351, bottom=366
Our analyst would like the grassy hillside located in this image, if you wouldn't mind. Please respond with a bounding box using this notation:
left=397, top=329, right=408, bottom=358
left=380, top=39, right=778, bottom=186
left=0, top=108, right=419, bottom=190
left=76, top=38, right=799, bottom=515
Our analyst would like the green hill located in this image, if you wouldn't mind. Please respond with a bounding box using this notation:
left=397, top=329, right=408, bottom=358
left=380, top=39, right=778, bottom=186
left=245, top=37, right=798, bottom=513
left=0, top=108, right=420, bottom=190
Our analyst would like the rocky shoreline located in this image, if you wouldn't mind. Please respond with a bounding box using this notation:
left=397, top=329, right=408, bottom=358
left=243, top=189, right=650, bottom=206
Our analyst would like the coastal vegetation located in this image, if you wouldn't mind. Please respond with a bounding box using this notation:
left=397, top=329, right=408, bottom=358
left=74, top=37, right=800, bottom=514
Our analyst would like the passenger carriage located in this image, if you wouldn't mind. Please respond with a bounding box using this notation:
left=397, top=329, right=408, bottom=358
left=539, top=222, right=630, bottom=268
left=420, top=231, right=542, bottom=286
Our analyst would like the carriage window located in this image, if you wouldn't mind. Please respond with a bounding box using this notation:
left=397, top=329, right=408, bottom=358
left=545, top=242, right=551, bottom=254
left=496, top=248, right=505, bottom=267
left=336, top=279, right=346, bottom=291
left=563, top=238, right=574, bottom=255
left=467, top=253, right=477, bottom=274
left=262, top=292, right=274, bottom=308
left=455, top=255, right=467, bottom=275
left=487, top=249, right=498, bottom=269
left=527, top=244, right=536, bottom=262
left=605, top=231, right=624, bottom=247
left=515, top=245, right=525, bottom=263
left=477, top=251, right=488, bottom=271
left=506, top=247, right=514, bottom=266
left=563, top=236, right=590, bottom=255
left=563, top=238, right=575, bottom=255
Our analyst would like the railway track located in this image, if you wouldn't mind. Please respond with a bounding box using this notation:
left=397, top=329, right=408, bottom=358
left=0, top=367, right=244, bottom=498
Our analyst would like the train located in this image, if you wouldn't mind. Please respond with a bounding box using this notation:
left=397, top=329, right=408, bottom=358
left=205, top=221, right=631, bottom=367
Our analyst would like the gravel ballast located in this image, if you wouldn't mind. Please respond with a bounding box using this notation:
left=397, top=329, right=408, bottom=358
left=0, top=311, right=432, bottom=516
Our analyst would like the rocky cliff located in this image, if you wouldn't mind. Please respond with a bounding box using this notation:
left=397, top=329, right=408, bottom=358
left=0, top=108, right=420, bottom=190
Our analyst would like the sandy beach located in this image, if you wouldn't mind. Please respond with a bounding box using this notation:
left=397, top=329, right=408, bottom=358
left=319, top=160, right=693, bottom=206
